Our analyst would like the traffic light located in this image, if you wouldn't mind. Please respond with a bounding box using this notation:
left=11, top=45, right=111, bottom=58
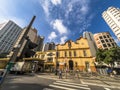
left=24, top=40, right=38, bottom=58
left=19, top=37, right=38, bottom=58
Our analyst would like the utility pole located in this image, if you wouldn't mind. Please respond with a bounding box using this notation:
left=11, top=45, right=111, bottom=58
left=0, top=16, right=36, bottom=86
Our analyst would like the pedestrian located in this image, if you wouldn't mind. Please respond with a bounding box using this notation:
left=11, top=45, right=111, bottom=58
left=59, top=69, right=62, bottom=79
left=107, top=67, right=112, bottom=76
left=65, top=68, right=68, bottom=79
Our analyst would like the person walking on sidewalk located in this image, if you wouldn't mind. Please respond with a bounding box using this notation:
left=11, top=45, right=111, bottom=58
left=59, top=69, right=62, bottom=79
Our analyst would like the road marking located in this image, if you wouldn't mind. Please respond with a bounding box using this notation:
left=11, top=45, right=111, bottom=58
left=82, top=82, right=120, bottom=89
left=49, top=84, right=78, bottom=90
left=53, top=82, right=90, bottom=90
left=104, top=88, right=111, bottom=90
left=43, top=88, right=54, bottom=90
left=56, top=80, right=88, bottom=86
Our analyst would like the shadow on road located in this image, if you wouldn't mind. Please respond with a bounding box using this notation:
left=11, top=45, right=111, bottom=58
left=1, top=83, right=51, bottom=90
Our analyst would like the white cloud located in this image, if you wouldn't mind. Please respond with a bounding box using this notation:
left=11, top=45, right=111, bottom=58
left=39, top=0, right=50, bottom=17
left=0, top=0, right=14, bottom=15
left=64, top=0, right=92, bottom=34
left=80, top=0, right=90, bottom=15
left=48, top=31, right=57, bottom=41
left=80, top=5, right=89, bottom=15
left=65, top=0, right=90, bottom=17
left=51, top=19, right=68, bottom=35
left=39, top=0, right=93, bottom=43
left=51, top=0, right=61, bottom=5
left=0, top=1, right=26, bottom=27
left=60, top=36, right=67, bottom=44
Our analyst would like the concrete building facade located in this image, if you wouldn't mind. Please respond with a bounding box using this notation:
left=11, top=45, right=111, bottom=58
left=0, top=20, right=22, bottom=54
left=102, top=6, right=120, bottom=40
left=43, top=42, right=55, bottom=51
left=94, top=32, right=117, bottom=50
left=83, top=31, right=98, bottom=57
left=35, top=36, right=44, bottom=51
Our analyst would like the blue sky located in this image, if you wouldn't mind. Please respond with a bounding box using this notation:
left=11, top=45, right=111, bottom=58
left=0, top=0, right=120, bottom=45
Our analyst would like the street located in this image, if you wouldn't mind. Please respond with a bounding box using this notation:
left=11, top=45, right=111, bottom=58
left=1, top=73, right=120, bottom=90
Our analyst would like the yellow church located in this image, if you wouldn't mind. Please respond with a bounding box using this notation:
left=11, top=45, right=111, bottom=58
left=56, top=37, right=96, bottom=72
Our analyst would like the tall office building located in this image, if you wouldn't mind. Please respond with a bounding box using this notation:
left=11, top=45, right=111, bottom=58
left=102, top=6, right=120, bottom=40
left=94, top=32, right=117, bottom=50
left=83, top=31, right=97, bottom=57
left=43, top=42, right=55, bottom=51
left=35, top=35, right=44, bottom=51
left=0, top=20, right=22, bottom=54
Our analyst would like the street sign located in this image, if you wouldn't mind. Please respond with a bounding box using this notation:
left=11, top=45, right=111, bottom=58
left=6, top=62, right=14, bottom=71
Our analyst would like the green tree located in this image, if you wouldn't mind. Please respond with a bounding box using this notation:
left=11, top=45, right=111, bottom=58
left=104, top=49, right=113, bottom=64
left=96, top=49, right=106, bottom=64
left=104, top=47, right=120, bottom=67
left=96, top=47, right=120, bottom=68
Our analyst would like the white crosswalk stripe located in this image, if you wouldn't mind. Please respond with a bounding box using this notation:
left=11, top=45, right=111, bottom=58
left=104, top=88, right=111, bottom=90
left=56, top=81, right=88, bottom=86
left=49, top=80, right=91, bottom=90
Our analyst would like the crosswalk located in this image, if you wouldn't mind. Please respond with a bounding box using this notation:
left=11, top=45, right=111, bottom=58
left=47, top=80, right=114, bottom=90
left=37, top=75, right=114, bottom=90
left=49, top=80, right=91, bottom=90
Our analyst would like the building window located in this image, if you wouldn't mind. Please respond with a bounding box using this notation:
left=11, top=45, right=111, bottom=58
left=117, top=33, right=120, bottom=35
left=68, top=41, right=71, bottom=48
left=56, top=51, right=59, bottom=57
left=109, top=39, right=112, bottom=42
left=108, top=44, right=111, bottom=47
left=69, top=51, right=71, bottom=57
left=64, top=51, right=67, bottom=57
left=41, top=55, right=44, bottom=59
left=105, top=39, right=109, bottom=42
left=112, top=43, right=115, bottom=47
left=103, top=35, right=106, bottom=38
left=83, top=50, right=87, bottom=57
left=99, top=36, right=103, bottom=39
left=47, top=58, right=53, bottom=62
left=101, top=40, right=105, bottom=43
left=103, top=44, right=107, bottom=47
left=74, top=51, right=76, bottom=57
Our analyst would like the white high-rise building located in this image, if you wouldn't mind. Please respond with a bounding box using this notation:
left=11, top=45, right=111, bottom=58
left=102, top=6, right=120, bottom=40
left=0, top=20, right=22, bottom=54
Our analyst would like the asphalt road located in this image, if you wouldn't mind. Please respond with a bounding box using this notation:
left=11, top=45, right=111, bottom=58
left=0, top=73, right=120, bottom=90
